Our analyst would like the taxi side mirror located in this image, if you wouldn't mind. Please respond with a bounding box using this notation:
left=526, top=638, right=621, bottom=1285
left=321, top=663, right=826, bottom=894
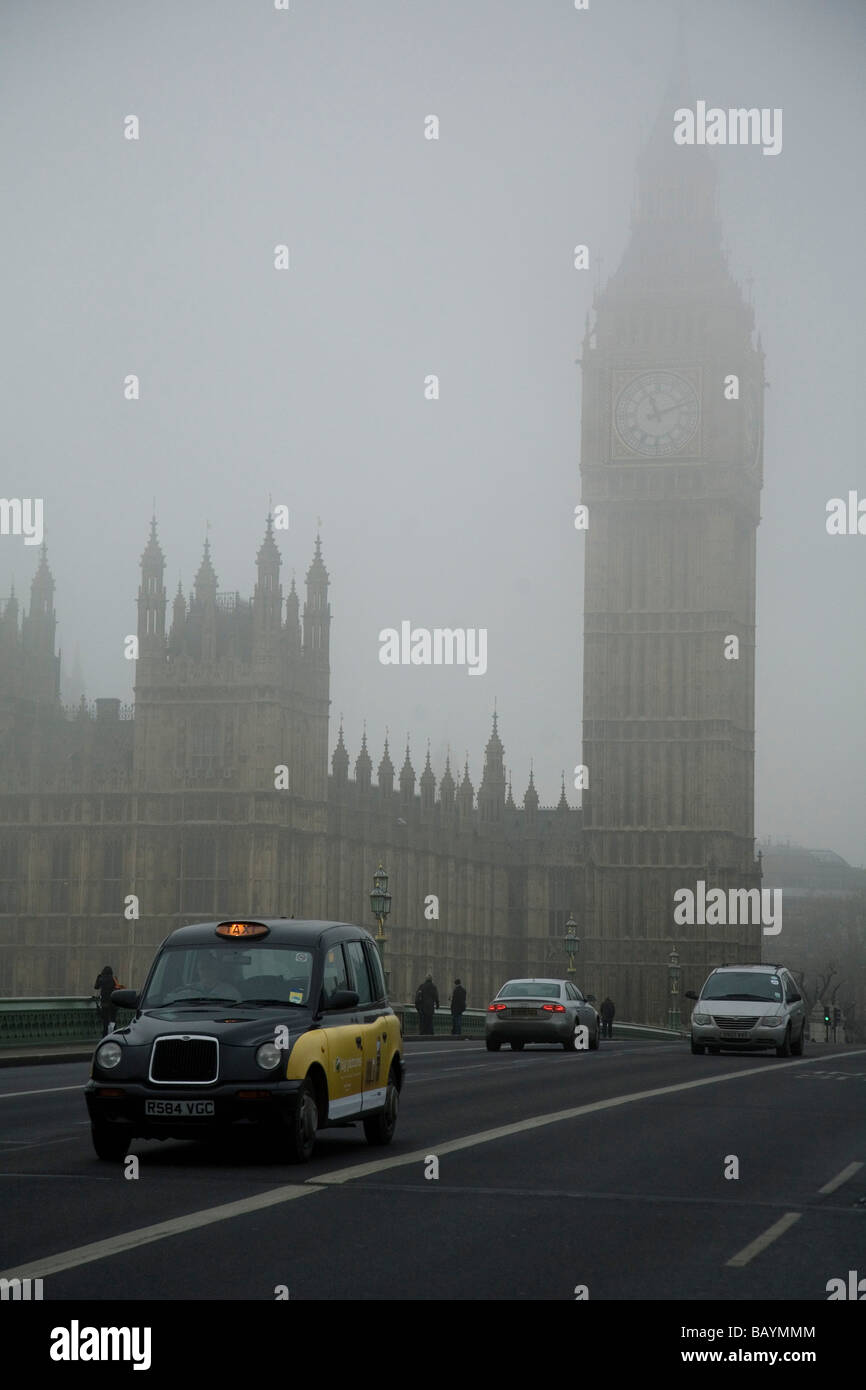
left=684, top=990, right=698, bottom=1000
left=111, top=989, right=139, bottom=1009
left=327, top=990, right=360, bottom=1011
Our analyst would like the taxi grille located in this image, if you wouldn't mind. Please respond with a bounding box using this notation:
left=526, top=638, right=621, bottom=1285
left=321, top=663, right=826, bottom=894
left=151, top=1037, right=218, bottom=1083
left=712, top=1016, right=758, bottom=1029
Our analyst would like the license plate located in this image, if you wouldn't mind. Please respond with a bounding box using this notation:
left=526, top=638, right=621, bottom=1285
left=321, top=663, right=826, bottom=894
left=721, top=1031, right=749, bottom=1040
left=510, top=1009, right=536, bottom=1018
left=145, top=1100, right=215, bottom=1117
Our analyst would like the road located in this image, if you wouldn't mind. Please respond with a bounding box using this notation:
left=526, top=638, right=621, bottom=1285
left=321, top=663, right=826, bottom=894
left=1, top=1039, right=864, bottom=1301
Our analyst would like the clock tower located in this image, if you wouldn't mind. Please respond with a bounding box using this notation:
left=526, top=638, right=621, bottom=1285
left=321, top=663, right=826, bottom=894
left=579, top=83, right=764, bottom=1023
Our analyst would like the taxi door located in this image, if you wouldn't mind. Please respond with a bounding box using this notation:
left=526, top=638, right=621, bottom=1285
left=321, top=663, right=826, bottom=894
left=344, top=939, right=391, bottom=1113
left=321, top=943, right=365, bottom=1119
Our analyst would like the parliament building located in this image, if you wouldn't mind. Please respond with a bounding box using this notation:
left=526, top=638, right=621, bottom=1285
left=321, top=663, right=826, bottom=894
left=0, top=84, right=764, bottom=1020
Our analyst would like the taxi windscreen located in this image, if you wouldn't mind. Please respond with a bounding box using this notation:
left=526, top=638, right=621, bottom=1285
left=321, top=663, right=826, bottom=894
left=141, top=945, right=315, bottom=1008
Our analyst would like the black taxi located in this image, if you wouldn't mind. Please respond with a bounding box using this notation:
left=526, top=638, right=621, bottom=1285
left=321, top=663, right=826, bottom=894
left=84, top=919, right=404, bottom=1163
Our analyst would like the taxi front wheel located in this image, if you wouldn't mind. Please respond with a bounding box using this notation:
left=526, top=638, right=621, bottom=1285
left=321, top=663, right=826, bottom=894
left=283, top=1078, right=319, bottom=1163
left=363, top=1070, right=399, bottom=1147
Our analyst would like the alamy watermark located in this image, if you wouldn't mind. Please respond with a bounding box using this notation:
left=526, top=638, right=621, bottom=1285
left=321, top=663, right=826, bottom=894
left=0, top=497, right=43, bottom=545
left=49, top=1322, right=151, bottom=1370
left=379, top=622, right=487, bottom=676
left=673, top=102, right=782, bottom=157
left=673, top=881, right=782, bottom=936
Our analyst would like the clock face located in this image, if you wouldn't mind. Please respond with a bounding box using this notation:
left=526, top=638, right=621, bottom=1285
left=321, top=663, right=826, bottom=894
left=614, top=372, right=700, bottom=457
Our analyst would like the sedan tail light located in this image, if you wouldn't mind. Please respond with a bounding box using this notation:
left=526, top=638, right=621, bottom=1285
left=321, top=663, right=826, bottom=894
left=541, top=1003, right=566, bottom=1012
left=487, top=1002, right=507, bottom=1012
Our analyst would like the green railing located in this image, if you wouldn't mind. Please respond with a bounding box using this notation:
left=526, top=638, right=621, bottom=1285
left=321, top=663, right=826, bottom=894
left=395, top=1006, right=486, bottom=1038
left=0, top=998, right=133, bottom=1048
left=0, top=999, right=686, bottom=1048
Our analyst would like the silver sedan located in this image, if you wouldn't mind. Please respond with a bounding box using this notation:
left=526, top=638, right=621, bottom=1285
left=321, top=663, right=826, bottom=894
left=485, top=978, right=600, bottom=1052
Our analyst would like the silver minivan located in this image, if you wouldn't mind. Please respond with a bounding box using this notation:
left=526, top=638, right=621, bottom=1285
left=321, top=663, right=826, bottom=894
left=686, top=964, right=806, bottom=1057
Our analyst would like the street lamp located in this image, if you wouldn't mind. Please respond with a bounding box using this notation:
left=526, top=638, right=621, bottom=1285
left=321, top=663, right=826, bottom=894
left=668, top=945, right=681, bottom=1031
left=369, top=862, right=391, bottom=991
left=563, top=914, right=578, bottom=980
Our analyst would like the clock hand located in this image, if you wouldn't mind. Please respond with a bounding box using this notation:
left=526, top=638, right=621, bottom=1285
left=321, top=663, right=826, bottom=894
left=654, top=400, right=684, bottom=417
left=646, top=397, right=661, bottom=422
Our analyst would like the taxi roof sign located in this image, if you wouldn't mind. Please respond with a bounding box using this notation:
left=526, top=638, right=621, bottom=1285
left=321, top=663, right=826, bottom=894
left=215, top=921, right=270, bottom=939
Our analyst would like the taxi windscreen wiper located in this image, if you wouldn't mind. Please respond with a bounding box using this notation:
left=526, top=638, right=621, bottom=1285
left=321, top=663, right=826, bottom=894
left=236, top=998, right=306, bottom=1007
left=158, top=995, right=240, bottom=1006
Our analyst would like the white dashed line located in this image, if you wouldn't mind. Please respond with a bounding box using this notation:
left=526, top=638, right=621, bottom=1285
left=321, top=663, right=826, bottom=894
left=818, top=1161, right=863, bottom=1195
left=726, top=1213, right=802, bottom=1267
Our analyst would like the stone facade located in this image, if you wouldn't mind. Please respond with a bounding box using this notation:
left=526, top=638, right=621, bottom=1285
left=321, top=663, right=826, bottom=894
left=0, top=530, right=582, bottom=1007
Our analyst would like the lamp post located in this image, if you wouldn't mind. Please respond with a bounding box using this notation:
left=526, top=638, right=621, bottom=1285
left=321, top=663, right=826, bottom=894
left=668, top=945, right=681, bottom=1031
left=564, top=914, right=578, bottom=981
left=369, top=862, right=391, bottom=991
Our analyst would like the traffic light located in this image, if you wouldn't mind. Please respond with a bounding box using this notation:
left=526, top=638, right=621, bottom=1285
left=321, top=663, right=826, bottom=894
left=833, top=1007, right=841, bottom=1025
left=823, top=1007, right=830, bottom=1025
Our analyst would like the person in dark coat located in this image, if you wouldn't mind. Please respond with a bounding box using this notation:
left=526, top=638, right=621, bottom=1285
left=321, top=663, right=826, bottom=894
left=450, top=979, right=467, bottom=1036
left=94, top=965, right=120, bottom=1034
left=600, top=996, right=615, bottom=1039
left=417, top=974, right=439, bottom=1035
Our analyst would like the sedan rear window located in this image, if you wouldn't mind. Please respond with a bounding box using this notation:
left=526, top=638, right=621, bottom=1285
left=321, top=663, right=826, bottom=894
left=497, top=981, right=562, bottom=1000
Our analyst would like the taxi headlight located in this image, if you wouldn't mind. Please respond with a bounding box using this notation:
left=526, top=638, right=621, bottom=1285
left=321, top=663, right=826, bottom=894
left=692, top=1013, right=712, bottom=1026
left=96, top=1041, right=122, bottom=1069
left=256, top=1042, right=282, bottom=1071
left=758, top=1015, right=784, bottom=1028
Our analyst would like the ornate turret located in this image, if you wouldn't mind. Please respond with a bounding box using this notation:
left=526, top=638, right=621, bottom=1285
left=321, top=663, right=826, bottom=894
left=457, top=756, right=474, bottom=820
left=377, top=734, right=395, bottom=798
left=478, top=710, right=506, bottom=824
left=331, top=719, right=349, bottom=785
left=253, top=515, right=282, bottom=640
left=285, top=574, right=301, bottom=656
left=194, top=536, right=217, bottom=603
left=523, top=764, right=539, bottom=829
left=419, top=742, right=436, bottom=815
left=354, top=727, right=372, bottom=793
left=439, top=751, right=455, bottom=817
left=137, top=517, right=167, bottom=672
left=21, top=544, right=60, bottom=703
left=303, top=534, right=330, bottom=668
left=399, top=738, right=415, bottom=805
left=192, top=535, right=218, bottom=664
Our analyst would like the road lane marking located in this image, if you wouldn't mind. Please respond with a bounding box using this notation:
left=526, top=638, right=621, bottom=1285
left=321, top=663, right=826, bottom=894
left=4, top=1047, right=864, bottom=1281
left=725, top=1213, right=802, bottom=1267
left=818, top=1161, right=863, bottom=1195
left=0, top=1183, right=325, bottom=1279
left=314, top=1052, right=866, bottom=1185
left=0, top=1085, right=83, bottom=1100
left=0, top=1137, right=75, bottom=1151
left=405, top=1047, right=483, bottom=1057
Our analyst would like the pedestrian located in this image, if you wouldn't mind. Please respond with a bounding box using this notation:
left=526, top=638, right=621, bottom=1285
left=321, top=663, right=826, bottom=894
left=600, top=995, right=615, bottom=1039
left=418, top=973, right=439, bottom=1035
left=94, top=965, right=121, bottom=1034
left=414, top=982, right=424, bottom=1034
left=450, top=978, right=467, bottom=1036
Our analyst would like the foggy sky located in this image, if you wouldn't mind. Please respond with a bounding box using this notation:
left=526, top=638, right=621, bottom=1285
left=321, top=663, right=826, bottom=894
left=1, top=0, right=864, bottom=863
